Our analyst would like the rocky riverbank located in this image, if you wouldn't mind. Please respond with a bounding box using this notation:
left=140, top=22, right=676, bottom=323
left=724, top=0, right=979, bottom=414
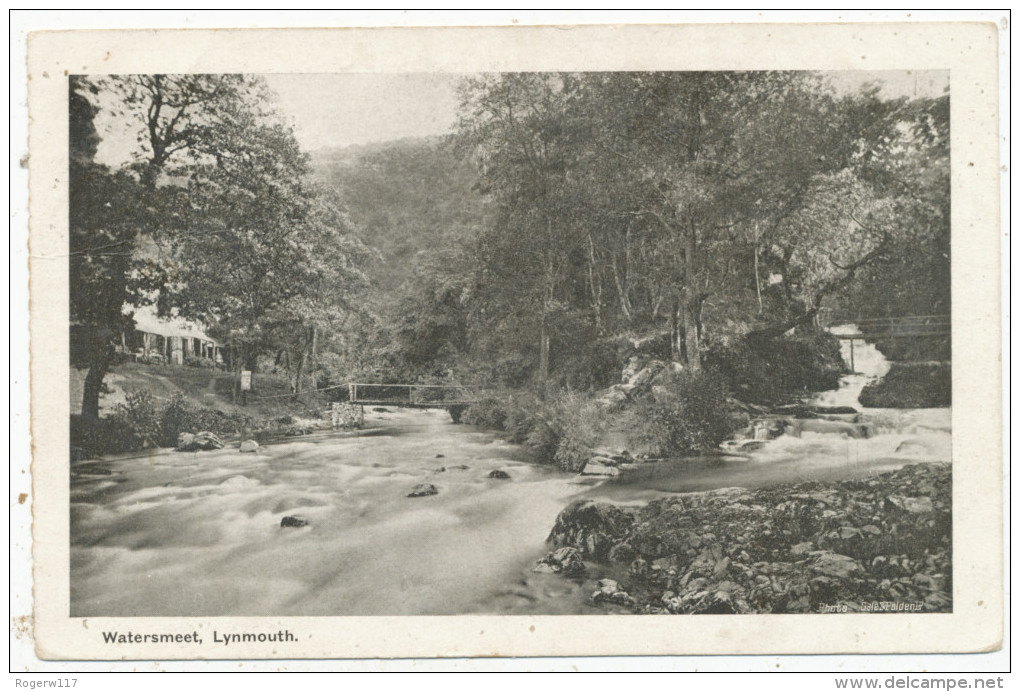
left=537, top=462, right=952, bottom=614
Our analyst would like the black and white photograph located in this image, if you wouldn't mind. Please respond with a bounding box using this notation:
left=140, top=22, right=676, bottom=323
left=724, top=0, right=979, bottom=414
left=20, top=19, right=1003, bottom=664
left=67, top=69, right=955, bottom=619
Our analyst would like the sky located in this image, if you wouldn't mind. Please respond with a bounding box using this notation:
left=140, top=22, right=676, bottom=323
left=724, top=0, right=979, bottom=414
left=94, top=70, right=948, bottom=165
left=265, top=70, right=948, bottom=153
left=263, top=73, right=463, bottom=152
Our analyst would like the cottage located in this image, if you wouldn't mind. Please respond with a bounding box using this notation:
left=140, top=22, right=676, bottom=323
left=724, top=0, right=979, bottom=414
left=124, top=304, right=223, bottom=367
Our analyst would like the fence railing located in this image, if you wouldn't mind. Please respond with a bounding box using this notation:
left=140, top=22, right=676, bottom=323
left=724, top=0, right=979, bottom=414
left=823, top=314, right=951, bottom=339
left=347, top=383, right=486, bottom=406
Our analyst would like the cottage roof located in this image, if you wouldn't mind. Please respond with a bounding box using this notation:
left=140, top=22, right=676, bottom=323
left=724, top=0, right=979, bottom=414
left=127, top=304, right=219, bottom=345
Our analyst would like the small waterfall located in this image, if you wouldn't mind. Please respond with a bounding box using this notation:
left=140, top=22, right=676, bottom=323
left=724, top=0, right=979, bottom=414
left=812, top=324, right=892, bottom=410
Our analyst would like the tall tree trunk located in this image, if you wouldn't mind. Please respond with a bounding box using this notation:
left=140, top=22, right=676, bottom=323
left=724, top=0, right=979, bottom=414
left=681, top=300, right=701, bottom=371
left=294, top=348, right=306, bottom=396
left=309, top=325, right=318, bottom=392
left=668, top=299, right=680, bottom=363
left=682, top=220, right=703, bottom=371
left=754, top=241, right=763, bottom=313
left=586, top=233, right=602, bottom=333
left=538, top=324, right=550, bottom=386
left=538, top=228, right=554, bottom=387
left=80, top=346, right=112, bottom=420
left=610, top=258, right=632, bottom=323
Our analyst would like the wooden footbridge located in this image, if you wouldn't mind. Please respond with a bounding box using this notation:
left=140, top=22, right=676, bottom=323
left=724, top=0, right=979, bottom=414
left=820, top=314, right=950, bottom=371
left=346, top=383, right=487, bottom=422
left=821, top=314, right=951, bottom=340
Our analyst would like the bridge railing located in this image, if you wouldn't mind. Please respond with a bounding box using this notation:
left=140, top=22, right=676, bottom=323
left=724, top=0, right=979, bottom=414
left=825, top=315, right=951, bottom=339
left=347, top=383, right=486, bottom=406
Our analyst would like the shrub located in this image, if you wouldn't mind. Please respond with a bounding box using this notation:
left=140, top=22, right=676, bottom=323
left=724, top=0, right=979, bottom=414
left=109, top=391, right=162, bottom=450
left=706, top=330, right=843, bottom=405
left=461, top=397, right=510, bottom=430
left=70, top=414, right=137, bottom=461
left=629, top=370, right=733, bottom=457
left=488, top=391, right=608, bottom=471
left=552, top=394, right=608, bottom=472
left=73, top=391, right=264, bottom=461
left=502, top=394, right=545, bottom=445
left=184, top=354, right=217, bottom=369
left=157, top=393, right=229, bottom=446
left=859, top=363, right=951, bottom=408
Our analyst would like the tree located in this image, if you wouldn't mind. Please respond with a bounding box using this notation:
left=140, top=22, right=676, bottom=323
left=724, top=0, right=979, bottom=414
left=70, top=75, right=282, bottom=417
left=70, top=77, right=148, bottom=420
left=72, top=73, right=372, bottom=414
left=458, top=73, right=589, bottom=385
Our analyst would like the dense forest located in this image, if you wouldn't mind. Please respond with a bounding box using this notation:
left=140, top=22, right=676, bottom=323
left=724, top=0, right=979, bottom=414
left=70, top=71, right=950, bottom=460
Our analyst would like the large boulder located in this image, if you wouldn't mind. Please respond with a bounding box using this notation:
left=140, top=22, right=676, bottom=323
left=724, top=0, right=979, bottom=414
left=176, top=431, right=224, bottom=452
left=885, top=495, right=935, bottom=514
left=806, top=551, right=865, bottom=580
left=597, top=385, right=631, bottom=408
left=591, top=578, right=635, bottom=606
left=239, top=439, right=260, bottom=453
left=579, top=459, right=621, bottom=477
left=547, top=500, right=636, bottom=560
left=280, top=515, right=309, bottom=528
left=532, top=547, right=586, bottom=576
left=629, top=360, right=668, bottom=389
left=407, top=483, right=439, bottom=498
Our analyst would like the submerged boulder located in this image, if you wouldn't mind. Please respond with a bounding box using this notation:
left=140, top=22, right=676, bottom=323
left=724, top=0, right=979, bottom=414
left=239, top=439, right=260, bottom=453
left=280, top=515, right=309, bottom=528
left=407, top=483, right=439, bottom=498
left=488, top=469, right=511, bottom=479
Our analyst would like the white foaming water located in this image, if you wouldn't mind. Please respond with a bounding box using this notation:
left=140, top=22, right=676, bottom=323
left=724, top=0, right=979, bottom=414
left=812, top=324, right=892, bottom=409
left=742, top=324, right=950, bottom=479
left=71, top=410, right=594, bottom=617
left=600, top=327, right=951, bottom=501
left=72, top=337, right=951, bottom=616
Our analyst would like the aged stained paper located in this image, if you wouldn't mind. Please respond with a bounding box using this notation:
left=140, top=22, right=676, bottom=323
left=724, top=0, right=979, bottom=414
left=28, top=22, right=1001, bottom=659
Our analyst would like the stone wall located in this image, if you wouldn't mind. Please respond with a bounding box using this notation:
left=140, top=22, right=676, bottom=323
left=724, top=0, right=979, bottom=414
left=330, top=402, right=364, bottom=430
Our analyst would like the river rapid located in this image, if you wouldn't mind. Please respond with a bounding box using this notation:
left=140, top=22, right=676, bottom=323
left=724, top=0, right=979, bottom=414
left=70, top=331, right=950, bottom=616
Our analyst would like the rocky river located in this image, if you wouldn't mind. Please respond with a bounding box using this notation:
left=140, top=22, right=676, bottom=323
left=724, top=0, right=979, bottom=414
left=70, top=335, right=951, bottom=616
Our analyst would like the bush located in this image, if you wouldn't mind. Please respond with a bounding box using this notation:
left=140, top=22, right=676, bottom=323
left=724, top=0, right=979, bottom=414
left=184, top=354, right=217, bottom=369
left=73, top=391, right=268, bottom=461
left=157, top=393, right=228, bottom=446
left=461, top=397, right=510, bottom=429
left=859, top=363, right=951, bottom=408
left=109, top=391, right=163, bottom=450
left=628, top=370, right=733, bottom=457
left=70, top=414, right=137, bottom=461
left=706, top=330, right=843, bottom=406
left=552, top=394, right=608, bottom=472
left=485, top=391, right=608, bottom=471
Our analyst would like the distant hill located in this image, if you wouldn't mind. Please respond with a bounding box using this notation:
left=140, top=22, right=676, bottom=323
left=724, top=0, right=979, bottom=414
left=311, top=135, right=488, bottom=299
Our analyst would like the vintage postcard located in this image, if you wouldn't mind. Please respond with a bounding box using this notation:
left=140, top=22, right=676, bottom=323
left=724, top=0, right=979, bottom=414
left=25, top=21, right=1002, bottom=660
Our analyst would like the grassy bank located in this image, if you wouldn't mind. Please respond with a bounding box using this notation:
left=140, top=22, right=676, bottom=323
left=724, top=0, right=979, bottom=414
left=70, top=362, right=330, bottom=461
